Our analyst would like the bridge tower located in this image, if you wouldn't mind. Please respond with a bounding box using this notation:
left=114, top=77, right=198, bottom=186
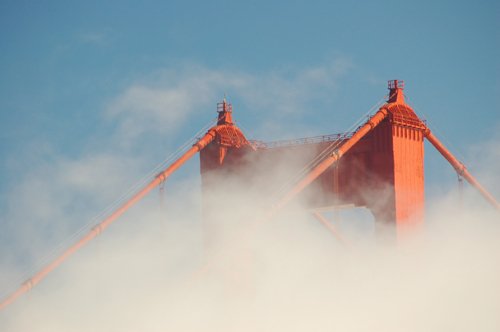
left=199, top=80, right=426, bottom=238
left=363, top=80, right=426, bottom=234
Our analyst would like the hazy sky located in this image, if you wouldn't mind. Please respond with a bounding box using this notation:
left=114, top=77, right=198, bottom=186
left=1, top=0, right=499, bottom=181
left=0, top=0, right=499, bottom=324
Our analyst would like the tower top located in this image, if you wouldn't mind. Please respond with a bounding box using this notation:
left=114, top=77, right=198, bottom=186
left=217, top=98, right=233, bottom=125
left=388, top=79, right=405, bottom=104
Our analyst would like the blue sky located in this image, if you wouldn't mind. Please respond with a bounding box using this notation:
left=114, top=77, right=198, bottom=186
left=0, top=0, right=499, bottom=310
left=1, top=0, right=499, bottom=164
left=1, top=0, right=499, bottom=144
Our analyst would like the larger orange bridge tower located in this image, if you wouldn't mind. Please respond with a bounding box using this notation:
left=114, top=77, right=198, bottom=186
left=199, top=80, right=426, bottom=237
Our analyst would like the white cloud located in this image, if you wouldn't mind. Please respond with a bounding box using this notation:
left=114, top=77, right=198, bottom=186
left=2, top=60, right=498, bottom=331
left=105, top=58, right=354, bottom=146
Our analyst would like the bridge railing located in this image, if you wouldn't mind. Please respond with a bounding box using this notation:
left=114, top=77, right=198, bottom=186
left=249, top=132, right=353, bottom=149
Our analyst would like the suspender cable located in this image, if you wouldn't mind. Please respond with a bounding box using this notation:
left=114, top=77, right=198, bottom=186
left=258, top=107, right=389, bottom=225
left=268, top=96, right=388, bottom=203
left=312, top=211, right=349, bottom=247
left=0, top=128, right=217, bottom=311
left=424, top=129, right=500, bottom=211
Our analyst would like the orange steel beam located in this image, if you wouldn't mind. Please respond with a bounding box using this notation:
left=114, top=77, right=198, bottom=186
left=424, top=129, right=500, bottom=210
left=0, top=129, right=217, bottom=311
left=312, top=211, right=349, bottom=247
left=259, top=108, right=389, bottom=224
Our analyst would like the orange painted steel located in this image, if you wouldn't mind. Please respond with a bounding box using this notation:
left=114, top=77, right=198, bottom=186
left=312, top=211, right=349, bottom=246
left=260, top=108, right=389, bottom=223
left=424, top=129, right=500, bottom=210
left=0, top=129, right=216, bottom=311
